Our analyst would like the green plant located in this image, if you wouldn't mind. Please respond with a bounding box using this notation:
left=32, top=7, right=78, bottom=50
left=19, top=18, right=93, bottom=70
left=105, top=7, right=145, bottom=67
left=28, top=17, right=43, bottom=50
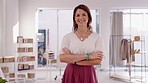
left=0, top=77, right=7, bottom=83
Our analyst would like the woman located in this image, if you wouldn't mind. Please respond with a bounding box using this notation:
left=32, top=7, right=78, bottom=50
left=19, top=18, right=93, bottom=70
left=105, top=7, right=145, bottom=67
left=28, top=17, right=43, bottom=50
left=59, top=4, right=105, bottom=83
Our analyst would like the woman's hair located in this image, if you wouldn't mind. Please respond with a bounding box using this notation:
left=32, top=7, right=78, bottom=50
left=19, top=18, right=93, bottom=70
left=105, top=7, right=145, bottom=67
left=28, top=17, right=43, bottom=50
left=73, top=4, right=92, bottom=32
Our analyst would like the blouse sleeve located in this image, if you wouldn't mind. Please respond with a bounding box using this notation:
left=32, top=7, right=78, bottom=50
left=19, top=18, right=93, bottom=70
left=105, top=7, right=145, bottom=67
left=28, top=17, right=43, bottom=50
left=95, top=34, right=105, bottom=54
left=59, top=34, right=70, bottom=54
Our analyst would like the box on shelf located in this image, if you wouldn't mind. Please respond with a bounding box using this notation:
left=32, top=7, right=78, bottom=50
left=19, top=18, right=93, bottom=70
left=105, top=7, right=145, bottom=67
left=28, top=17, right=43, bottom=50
left=51, top=59, right=57, bottom=63
left=29, top=56, right=35, bottom=61
left=17, top=36, right=23, bottom=43
left=23, top=64, right=29, bottom=70
left=18, top=64, right=24, bottom=71
left=17, top=57, right=23, bottom=62
left=28, top=73, right=35, bottom=78
left=27, top=56, right=35, bottom=61
left=3, top=58, right=9, bottom=63
left=9, top=73, right=15, bottom=78
left=17, top=36, right=33, bottom=43
left=3, top=57, right=15, bottom=63
left=17, top=47, right=33, bottom=52
left=48, top=53, right=55, bottom=59
left=22, top=56, right=28, bottom=62
left=9, top=57, right=15, bottom=62
left=28, top=48, right=33, bottom=52
left=0, top=57, right=3, bottom=63
left=17, top=74, right=26, bottom=78
left=27, top=56, right=31, bottom=61
left=1, top=66, right=9, bottom=73
left=29, top=65, right=34, bottom=70
left=134, top=36, right=140, bottom=41
left=23, top=38, right=33, bottom=43
left=17, top=48, right=26, bottom=52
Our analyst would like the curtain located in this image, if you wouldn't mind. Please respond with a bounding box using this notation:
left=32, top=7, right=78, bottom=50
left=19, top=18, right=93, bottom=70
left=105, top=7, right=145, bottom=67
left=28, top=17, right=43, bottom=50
left=110, top=12, right=124, bottom=66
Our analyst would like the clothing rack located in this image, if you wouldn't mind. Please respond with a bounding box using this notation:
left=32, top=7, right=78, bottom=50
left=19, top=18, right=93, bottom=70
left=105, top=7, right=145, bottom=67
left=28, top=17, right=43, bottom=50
left=109, top=35, right=146, bottom=83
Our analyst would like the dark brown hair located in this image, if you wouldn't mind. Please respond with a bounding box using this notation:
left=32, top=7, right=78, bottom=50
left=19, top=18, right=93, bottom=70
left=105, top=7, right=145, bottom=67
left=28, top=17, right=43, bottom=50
left=73, top=4, right=92, bottom=32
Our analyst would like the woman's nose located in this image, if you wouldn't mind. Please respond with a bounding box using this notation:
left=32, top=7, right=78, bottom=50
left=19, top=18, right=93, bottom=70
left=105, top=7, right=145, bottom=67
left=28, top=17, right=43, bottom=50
left=79, top=16, right=84, bottom=19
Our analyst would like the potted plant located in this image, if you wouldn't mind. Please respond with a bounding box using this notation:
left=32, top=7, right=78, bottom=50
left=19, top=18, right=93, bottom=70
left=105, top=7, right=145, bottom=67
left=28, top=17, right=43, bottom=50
left=0, top=77, right=7, bottom=83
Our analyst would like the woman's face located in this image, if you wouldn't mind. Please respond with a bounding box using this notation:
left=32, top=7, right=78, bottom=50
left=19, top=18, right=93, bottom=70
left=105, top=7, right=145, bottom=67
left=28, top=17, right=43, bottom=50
left=75, top=9, right=88, bottom=27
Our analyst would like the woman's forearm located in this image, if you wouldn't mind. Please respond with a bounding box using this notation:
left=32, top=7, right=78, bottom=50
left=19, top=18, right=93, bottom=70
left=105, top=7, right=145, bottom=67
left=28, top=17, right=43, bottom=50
left=59, top=53, right=88, bottom=63
left=76, top=58, right=102, bottom=66
left=60, top=47, right=103, bottom=64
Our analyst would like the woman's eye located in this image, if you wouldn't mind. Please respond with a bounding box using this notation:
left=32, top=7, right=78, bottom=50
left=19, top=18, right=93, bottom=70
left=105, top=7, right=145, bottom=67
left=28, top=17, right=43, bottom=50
left=76, top=14, right=80, bottom=17
left=82, top=14, right=86, bottom=16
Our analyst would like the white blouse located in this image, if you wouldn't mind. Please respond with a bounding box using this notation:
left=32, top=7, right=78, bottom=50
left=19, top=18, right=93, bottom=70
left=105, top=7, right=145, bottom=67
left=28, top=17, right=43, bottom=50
left=59, top=32, right=105, bottom=55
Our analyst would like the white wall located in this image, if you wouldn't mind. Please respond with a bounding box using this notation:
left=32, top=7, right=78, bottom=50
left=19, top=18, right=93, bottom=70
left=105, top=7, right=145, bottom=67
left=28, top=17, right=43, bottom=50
left=6, top=0, right=19, bottom=56
left=0, top=0, right=19, bottom=56
left=2, top=0, right=148, bottom=68
left=0, top=0, right=2, bottom=55
left=0, top=0, right=6, bottom=56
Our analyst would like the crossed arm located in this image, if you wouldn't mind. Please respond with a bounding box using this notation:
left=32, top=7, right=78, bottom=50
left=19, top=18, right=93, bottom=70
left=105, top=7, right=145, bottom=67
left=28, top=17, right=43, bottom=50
left=59, top=47, right=104, bottom=66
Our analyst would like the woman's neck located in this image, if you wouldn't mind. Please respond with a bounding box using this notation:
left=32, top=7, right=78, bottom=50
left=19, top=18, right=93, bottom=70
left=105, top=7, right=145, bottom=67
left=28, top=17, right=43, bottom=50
left=77, top=26, right=88, bottom=34
left=75, top=26, right=91, bottom=41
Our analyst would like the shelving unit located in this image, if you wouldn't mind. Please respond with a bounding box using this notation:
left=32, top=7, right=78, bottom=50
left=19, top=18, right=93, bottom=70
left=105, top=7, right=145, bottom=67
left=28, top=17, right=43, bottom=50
left=15, top=36, right=36, bottom=82
left=0, top=56, right=16, bottom=82
left=109, top=35, right=146, bottom=83
left=131, top=35, right=146, bottom=82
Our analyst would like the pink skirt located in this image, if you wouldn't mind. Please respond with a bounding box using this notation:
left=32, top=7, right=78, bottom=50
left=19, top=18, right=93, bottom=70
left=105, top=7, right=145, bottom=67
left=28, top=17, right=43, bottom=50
left=62, top=64, right=98, bottom=83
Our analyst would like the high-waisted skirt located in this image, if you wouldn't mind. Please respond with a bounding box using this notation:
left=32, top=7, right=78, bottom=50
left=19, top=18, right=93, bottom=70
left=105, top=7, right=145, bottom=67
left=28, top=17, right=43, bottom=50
left=62, top=64, right=98, bottom=83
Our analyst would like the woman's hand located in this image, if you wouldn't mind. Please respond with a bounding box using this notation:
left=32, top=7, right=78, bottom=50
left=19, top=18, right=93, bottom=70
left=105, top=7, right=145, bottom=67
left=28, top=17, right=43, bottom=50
left=89, top=51, right=103, bottom=60
left=62, top=47, right=71, bottom=54
left=97, top=51, right=104, bottom=60
left=62, top=47, right=104, bottom=61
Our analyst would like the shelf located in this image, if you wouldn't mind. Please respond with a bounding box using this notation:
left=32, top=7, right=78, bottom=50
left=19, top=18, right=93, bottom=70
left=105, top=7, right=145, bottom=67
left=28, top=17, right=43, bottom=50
left=18, top=69, right=35, bottom=72
left=0, top=36, right=35, bottom=83
left=15, top=36, right=36, bottom=82
left=131, top=64, right=146, bottom=67
left=133, top=40, right=145, bottom=42
left=17, top=61, right=35, bottom=63
left=110, top=73, right=130, bottom=80
left=0, top=62, right=15, bottom=64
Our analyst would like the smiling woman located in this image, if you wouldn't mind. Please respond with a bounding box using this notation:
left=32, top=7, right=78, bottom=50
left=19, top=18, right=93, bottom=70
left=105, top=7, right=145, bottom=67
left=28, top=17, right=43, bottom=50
left=36, top=8, right=100, bottom=68
left=59, top=4, right=105, bottom=83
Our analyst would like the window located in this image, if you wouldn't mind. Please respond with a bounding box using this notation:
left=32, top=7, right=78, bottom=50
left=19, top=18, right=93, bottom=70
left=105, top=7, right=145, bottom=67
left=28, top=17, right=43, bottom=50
left=111, top=9, right=148, bottom=66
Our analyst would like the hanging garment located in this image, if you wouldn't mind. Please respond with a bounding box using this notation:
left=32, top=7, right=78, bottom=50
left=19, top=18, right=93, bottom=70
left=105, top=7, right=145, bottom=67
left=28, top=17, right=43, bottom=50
left=120, top=39, right=135, bottom=64
left=120, top=39, right=130, bottom=63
